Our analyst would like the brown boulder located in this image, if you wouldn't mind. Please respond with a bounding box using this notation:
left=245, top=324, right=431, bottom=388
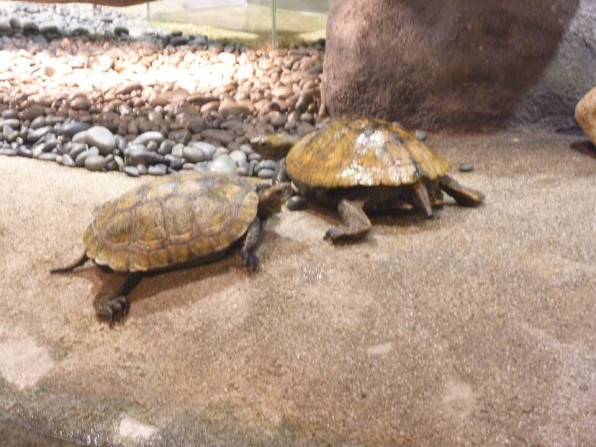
left=321, top=0, right=580, bottom=131
left=575, top=87, right=596, bottom=144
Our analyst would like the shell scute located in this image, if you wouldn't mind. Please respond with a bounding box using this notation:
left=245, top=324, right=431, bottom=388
left=163, top=195, right=194, bottom=243
left=192, top=193, right=231, bottom=237
left=132, top=201, right=167, bottom=251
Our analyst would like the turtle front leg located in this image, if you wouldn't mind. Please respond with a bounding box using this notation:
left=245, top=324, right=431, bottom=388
left=241, top=217, right=262, bottom=273
left=93, top=272, right=142, bottom=327
left=411, top=181, right=434, bottom=218
left=439, top=175, right=484, bottom=207
left=325, top=199, right=371, bottom=243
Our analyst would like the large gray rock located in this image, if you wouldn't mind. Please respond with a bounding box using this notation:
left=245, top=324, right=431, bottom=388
left=512, top=0, right=596, bottom=131
left=321, top=0, right=586, bottom=131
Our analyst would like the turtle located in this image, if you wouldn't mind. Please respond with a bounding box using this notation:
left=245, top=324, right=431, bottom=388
left=50, top=171, right=292, bottom=326
left=251, top=117, right=484, bottom=243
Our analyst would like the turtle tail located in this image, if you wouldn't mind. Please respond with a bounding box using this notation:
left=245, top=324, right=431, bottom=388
left=50, top=251, right=89, bottom=274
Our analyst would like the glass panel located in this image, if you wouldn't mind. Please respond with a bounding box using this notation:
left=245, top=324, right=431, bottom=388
left=144, top=0, right=331, bottom=47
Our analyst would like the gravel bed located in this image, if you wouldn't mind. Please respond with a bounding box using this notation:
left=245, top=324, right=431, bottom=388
left=0, top=1, right=327, bottom=179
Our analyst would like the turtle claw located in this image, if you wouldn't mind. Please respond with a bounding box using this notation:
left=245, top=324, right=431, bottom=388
left=324, top=227, right=341, bottom=244
left=95, top=296, right=130, bottom=327
left=242, top=250, right=260, bottom=273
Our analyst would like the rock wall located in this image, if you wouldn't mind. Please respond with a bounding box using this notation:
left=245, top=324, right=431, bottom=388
left=511, top=0, right=596, bottom=131
left=321, top=0, right=585, bottom=131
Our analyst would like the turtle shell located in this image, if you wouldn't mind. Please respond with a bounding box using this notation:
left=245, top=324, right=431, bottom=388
left=286, top=118, right=452, bottom=188
left=82, top=172, right=258, bottom=272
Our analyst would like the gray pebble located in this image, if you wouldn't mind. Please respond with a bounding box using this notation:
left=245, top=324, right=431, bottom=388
left=415, top=129, right=428, bottom=141
left=0, top=148, right=17, bottom=156
left=45, top=115, right=65, bottom=126
left=85, top=154, right=107, bottom=171
left=214, top=147, right=229, bottom=157
left=16, top=146, right=32, bottom=158
left=459, top=162, right=475, bottom=172
left=30, top=116, right=46, bottom=130
left=256, top=159, right=277, bottom=171
left=171, top=144, right=185, bottom=158
left=132, top=131, right=165, bottom=146
left=158, top=140, right=174, bottom=155
left=3, top=125, right=19, bottom=142
left=71, top=130, right=88, bottom=144
left=191, top=141, right=216, bottom=159
left=61, top=153, right=76, bottom=167
left=106, top=160, right=119, bottom=171
left=208, top=154, right=237, bottom=175
left=148, top=164, right=168, bottom=175
left=165, top=154, right=185, bottom=170
left=124, top=166, right=140, bottom=177
left=1, top=110, right=19, bottom=120
left=239, top=144, right=254, bottom=155
left=182, top=145, right=206, bottom=163
left=271, top=113, right=288, bottom=128
left=75, top=148, right=97, bottom=167
left=38, top=152, right=58, bottom=162
left=68, top=143, right=87, bottom=159
left=236, top=166, right=249, bottom=176
left=27, top=126, right=52, bottom=144
left=42, top=139, right=60, bottom=153
left=86, top=126, right=116, bottom=156
left=201, top=129, right=234, bottom=146
left=125, top=143, right=146, bottom=154
left=257, top=168, right=275, bottom=179
left=32, top=144, right=47, bottom=158
left=193, top=164, right=209, bottom=172
left=115, top=135, right=128, bottom=152
left=0, top=119, right=20, bottom=129
left=137, top=164, right=148, bottom=175
left=125, top=147, right=165, bottom=166
left=248, top=153, right=262, bottom=161
left=229, top=150, right=247, bottom=164
left=113, top=155, right=125, bottom=171
left=61, top=121, right=91, bottom=137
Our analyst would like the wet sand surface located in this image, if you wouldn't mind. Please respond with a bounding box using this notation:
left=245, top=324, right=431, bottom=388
left=0, top=131, right=595, bottom=446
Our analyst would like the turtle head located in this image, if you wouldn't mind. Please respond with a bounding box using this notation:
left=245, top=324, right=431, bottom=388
left=257, top=182, right=292, bottom=218
left=250, top=134, right=298, bottom=160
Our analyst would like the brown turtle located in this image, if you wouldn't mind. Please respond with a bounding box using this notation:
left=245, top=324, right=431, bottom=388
left=51, top=172, right=291, bottom=325
left=251, top=118, right=484, bottom=242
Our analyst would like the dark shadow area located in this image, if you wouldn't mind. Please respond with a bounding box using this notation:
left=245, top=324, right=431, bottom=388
left=51, top=230, right=288, bottom=324
left=570, top=140, right=596, bottom=159
left=0, top=419, right=78, bottom=447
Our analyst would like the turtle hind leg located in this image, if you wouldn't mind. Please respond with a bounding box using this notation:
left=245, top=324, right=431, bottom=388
left=439, top=175, right=484, bottom=207
left=325, top=199, right=371, bottom=243
left=50, top=251, right=88, bottom=274
left=241, top=217, right=262, bottom=273
left=93, top=272, right=142, bottom=327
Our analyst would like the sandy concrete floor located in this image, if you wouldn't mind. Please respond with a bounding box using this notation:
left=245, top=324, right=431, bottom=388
left=0, top=131, right=595, bottom=446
